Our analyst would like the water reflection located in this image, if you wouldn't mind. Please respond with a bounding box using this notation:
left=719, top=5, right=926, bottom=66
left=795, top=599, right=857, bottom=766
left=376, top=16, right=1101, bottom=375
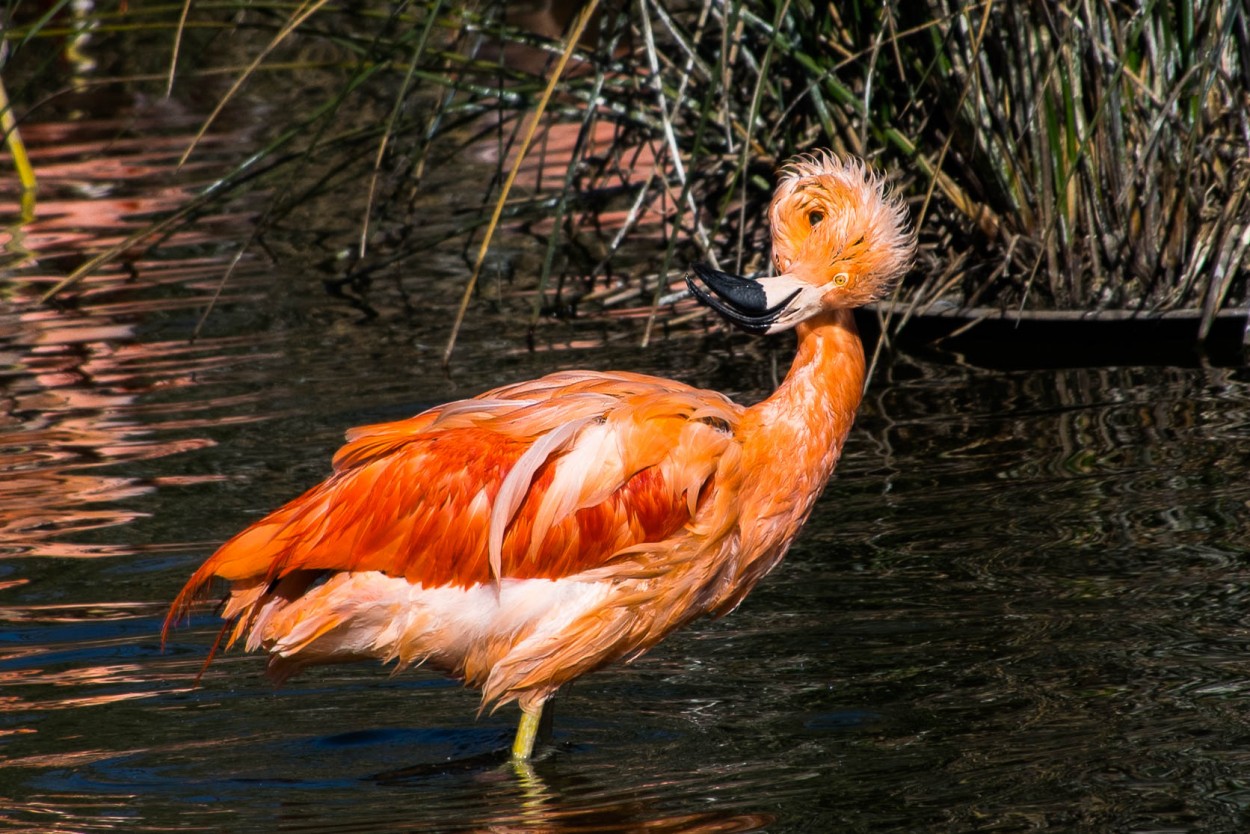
left=0, top=303, right=272, bottom=559
left=0, top=103, right=283, bottom=789
left=0, top=82, right=277, bottom=564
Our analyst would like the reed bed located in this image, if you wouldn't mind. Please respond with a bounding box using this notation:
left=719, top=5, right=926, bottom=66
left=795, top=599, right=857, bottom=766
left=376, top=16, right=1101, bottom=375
left=4, top=1, right=1247, bottom=347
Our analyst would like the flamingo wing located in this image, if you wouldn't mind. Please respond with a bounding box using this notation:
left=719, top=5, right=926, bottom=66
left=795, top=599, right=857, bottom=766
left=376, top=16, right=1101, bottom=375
left=165, top=370, right=742, bottom=642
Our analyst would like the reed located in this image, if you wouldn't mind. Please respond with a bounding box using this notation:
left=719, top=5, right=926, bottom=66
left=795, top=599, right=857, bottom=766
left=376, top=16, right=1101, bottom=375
left=4, top=1, right=1246, bottom=343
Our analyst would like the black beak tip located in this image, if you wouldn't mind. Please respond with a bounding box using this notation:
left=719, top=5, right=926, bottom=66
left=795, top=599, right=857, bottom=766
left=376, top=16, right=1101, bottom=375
left=686, top=263, right=799, bottom=335
left=688, top=264, right=768, bottom=312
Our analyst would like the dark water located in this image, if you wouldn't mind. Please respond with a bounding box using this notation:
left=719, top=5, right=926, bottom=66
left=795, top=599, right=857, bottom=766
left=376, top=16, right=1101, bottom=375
left=5, top=102, right=1250, bottom=834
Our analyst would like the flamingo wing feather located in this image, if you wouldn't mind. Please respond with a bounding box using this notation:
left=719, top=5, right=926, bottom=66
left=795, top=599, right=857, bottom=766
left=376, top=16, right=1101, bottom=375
left=164, top=371, right=742, bottom=644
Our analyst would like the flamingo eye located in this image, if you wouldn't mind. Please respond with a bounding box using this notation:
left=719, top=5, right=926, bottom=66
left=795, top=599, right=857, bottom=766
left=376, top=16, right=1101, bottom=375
left=807, top=210, right=824, bottom=228
left=832, top=272, right=850, bottom=287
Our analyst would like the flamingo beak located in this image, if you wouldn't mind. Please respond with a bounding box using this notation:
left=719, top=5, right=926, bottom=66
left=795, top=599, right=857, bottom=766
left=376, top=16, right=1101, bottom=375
left=686, top=263, right=803, bottom=335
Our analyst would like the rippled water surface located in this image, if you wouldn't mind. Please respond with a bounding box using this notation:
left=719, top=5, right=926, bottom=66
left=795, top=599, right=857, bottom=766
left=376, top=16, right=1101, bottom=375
left=5, top=102, right=1250, bottom=834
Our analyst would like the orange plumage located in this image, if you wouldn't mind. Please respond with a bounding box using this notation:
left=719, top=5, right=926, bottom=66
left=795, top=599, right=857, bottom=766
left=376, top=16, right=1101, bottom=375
left=164, top=152, right=914, bottom=759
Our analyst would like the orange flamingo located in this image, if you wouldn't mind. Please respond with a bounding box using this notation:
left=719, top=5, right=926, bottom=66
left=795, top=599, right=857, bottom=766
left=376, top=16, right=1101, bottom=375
left=164, top=152, right=913, bottom=760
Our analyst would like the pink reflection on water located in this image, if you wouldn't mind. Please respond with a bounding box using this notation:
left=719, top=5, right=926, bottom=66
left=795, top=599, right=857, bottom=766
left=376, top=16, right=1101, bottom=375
left=0, top=103, right=283, bottom=743
left=0, top=104, right=271, bottom=561
left=0, top=302, right=274, bottom=559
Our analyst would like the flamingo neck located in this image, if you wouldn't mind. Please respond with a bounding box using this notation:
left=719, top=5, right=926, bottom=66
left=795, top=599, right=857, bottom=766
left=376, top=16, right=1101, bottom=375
left=745, top=307, right=866, bottom=472
left=698, top=308, right=866, bottom=614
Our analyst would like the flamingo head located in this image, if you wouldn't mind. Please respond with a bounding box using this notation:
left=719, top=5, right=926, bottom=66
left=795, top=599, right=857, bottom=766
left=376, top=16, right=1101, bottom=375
left=687, top=152, right=913, bottom=334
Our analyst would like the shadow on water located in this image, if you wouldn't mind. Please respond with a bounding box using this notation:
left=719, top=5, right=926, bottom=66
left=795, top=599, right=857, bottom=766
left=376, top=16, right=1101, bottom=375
left=4, top=42, right=1250, bottom=834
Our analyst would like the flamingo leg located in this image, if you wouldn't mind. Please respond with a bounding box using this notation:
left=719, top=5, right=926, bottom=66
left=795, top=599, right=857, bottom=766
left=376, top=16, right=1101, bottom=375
left=511, top=702, right=545, bottom=760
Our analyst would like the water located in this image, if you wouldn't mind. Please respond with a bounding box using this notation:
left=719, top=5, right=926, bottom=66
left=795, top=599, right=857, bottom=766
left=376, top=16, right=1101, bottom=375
left=5, top=97, right=1250, bottom=834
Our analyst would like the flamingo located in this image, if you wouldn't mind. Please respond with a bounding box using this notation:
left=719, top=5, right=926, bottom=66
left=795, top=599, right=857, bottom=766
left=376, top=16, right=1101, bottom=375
left=164, top=152, right=913, bottom=761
